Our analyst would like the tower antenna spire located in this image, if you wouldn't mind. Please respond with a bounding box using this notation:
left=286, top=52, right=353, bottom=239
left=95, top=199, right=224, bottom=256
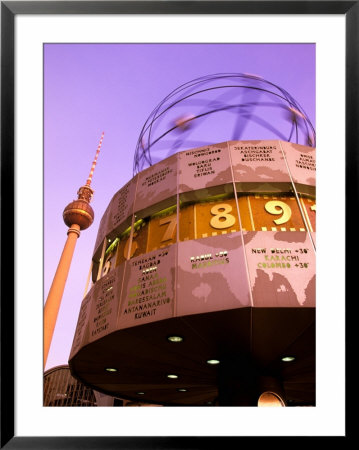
left=77, top=132, right=105, bottom=203
left=86, top=131, right=105, bottom=186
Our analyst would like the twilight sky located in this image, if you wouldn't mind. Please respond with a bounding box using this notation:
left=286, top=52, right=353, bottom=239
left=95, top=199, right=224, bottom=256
left=44, top=43, right=315, bottom=371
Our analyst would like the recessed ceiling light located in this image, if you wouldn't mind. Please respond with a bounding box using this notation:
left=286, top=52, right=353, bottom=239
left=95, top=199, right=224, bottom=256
left=105, top=367, right=118, bottom=372
left=167, top=335, right=184, bottom=343
left=206, top=359, right=220, bottom=365
left=167, top=374, right=179, bottom=379
left=281, top=356, right=295, bottom=362
left=177, top=388, right=187, bottom=392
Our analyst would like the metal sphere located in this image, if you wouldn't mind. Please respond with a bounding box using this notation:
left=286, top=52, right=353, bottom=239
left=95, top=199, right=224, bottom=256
left=133, top=73, right=316, bottom=174
left=63, top=199, right=94, bottom=230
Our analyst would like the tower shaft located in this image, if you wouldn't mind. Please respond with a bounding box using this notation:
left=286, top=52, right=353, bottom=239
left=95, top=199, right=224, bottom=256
left=44, top=225, right=81, bottom=367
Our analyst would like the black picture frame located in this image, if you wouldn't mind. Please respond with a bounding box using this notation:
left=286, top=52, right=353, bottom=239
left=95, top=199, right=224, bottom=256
left=1, top=1, right=354, bottom=448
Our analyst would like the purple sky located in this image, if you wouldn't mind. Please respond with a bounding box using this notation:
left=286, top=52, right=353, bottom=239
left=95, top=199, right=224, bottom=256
left=44, top=43, right=315, bottom=371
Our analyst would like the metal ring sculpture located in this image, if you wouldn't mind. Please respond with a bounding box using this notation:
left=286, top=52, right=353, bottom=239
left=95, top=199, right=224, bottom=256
left=133, top=73, right=316, bottom=175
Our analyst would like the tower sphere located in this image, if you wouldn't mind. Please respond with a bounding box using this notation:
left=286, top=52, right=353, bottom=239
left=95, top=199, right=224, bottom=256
left=63, top=199, right=94, bottom=230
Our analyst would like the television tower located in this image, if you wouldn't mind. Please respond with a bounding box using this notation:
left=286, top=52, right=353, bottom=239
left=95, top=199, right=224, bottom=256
left=44, top=132, right=104, bottom=368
